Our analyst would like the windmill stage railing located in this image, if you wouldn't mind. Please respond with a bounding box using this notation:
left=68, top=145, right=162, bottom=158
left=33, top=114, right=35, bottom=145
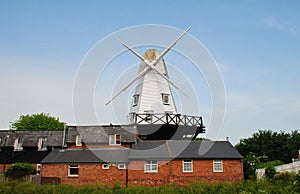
left=129, top=113, right=203, bottom=127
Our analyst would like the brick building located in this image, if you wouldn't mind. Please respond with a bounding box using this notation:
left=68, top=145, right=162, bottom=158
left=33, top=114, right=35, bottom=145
left=0, top=130, right=63, bottom=174
left=38, top=124, right=243, bottom=186
left=1, top=32, right=244, bottom=185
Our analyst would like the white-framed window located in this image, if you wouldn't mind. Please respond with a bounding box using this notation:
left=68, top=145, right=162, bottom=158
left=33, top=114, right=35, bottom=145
left=213, top=160, right=223, bottom=172
left=161, top=93, right=170, bottom=105
left=118, top=164, right=126, bottom=169
left=183, top=159, right=193, bottom=172
left=109, top=134, right=121, bottom=145
left=102, top=164, right=110, bottom=169
left=14, top=137, right=23, bottom=151
left=36, top=164, right=42, bottom=175
left=75, top=135, right=82, bottom=146
left=144, top=160, right=158, bottom=173
left=38, top=137, right=47, bottom=151
left=133, top=94, right=139, bottom=106
left=68, top=165, right=79, bottom=177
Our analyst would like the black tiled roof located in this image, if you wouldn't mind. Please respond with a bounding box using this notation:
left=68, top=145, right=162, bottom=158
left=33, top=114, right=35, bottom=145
left=41, top=141, right=242, bottom=164
left=41, top=148, right=130, bottom=164
left=0, top=130, right=63, bottom=147
left=168, top=141, right=243, bottom=159
left=129, top=141, right=170, bottom=160
left=67, top=125, right=136, bottom=144
left=128, top=140, right=243, bottom=160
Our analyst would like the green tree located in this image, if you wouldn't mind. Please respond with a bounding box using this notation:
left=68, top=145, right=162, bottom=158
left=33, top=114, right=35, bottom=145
left=5, top=162, right=37, bottom=180
left=10, top=113, right=65, bottom=130
left=236, top=129, right=300, bottom=164
left=243, top=152, right=267, bottom=180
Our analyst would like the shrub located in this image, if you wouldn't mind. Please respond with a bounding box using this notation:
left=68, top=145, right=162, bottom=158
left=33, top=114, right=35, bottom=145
left=5, top=163, right=36, bottom=180
left=265, top=166, right=276, bottom=181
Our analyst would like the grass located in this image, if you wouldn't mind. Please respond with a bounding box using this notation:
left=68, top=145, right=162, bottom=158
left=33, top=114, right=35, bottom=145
left=0, top=180, right=298, bottom=194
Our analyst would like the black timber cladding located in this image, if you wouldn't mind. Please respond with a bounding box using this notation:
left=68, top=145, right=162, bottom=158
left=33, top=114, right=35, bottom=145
left=137, top=124, right=205, bottom=140
left=0, top=130, right=63, bottom=164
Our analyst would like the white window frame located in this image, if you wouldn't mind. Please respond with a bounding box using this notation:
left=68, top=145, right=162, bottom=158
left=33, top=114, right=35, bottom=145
left=36, top=164, right=42, bottom=175
left=68, top=165, right=79, bottom=177
left=38, top=137, right=47, bottom=151
left=161, top=93, right=170, bottom=105
left=75, top=135, right=82, bottom=146
left=118, top=164, right=126, bottom=169
left=144, top=160, right=158, bottom=173
left=14, top=137, right=23, bottom=151
left=102, top=164, right=110, bottom=169
left=213, top=159, right=223, bottom=172
left=183, top=159, right=193, bottom=172
left=109, top=134, right=121, bottom=145
left=133, top=94, right=139, bottom=106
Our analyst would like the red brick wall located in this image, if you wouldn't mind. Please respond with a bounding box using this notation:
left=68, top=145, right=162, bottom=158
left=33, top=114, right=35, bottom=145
left=41, top=159, right=243, bottom=186
left=127, top=159, right=243, bottom=186
left=42, top=163, right=127, bottom=186
left=128, top=160, right=171, bottom=186
left=170, top=159, right=243, bottom=185
left=0, top=164, right=12, bottom=174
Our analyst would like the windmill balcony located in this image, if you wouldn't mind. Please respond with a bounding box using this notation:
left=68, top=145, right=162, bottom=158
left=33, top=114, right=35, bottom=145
left=129, top=112, right=204, bottom=127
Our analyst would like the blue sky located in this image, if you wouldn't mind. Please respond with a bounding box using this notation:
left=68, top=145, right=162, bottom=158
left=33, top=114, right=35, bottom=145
left=0, top=0, right=299, bottom=144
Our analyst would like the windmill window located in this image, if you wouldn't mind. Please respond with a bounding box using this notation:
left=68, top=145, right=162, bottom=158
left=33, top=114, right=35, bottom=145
left=133, top=94, right=139, bottom=106
left=109, top=134, right=121, bottom=145
left=68, top=165, right=79, bottom=177
left=161, top=93, right=170, bottom=105
left=14, top=137, right=23, bottom=151
left=38, top=137, right=47, bottom=151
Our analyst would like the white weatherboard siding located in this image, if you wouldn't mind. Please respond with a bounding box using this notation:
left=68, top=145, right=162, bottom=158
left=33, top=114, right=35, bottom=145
left=130, top=49, right=177, bottom=115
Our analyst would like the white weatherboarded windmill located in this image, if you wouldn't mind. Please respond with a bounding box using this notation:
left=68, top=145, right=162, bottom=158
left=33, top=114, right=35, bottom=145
left=106, top=27, right=204, bottom=139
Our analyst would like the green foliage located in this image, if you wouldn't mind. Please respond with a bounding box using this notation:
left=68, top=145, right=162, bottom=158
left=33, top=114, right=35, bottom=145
left=258, top=160, right=283, bottom=169
left=294, top=171, right=300, bottom=193
left=0, top=180, right=298, bottom=194
left=243, top=152, right=267, bottom=180
left=236, top=129, right=300, bottom=179
left=265, top=166, right=276, bottom=181
left=5, top=163, right=37, bottom=180
left=10, top=112, right=65, bottom=130
left=236, top=129, right=300, bottom=164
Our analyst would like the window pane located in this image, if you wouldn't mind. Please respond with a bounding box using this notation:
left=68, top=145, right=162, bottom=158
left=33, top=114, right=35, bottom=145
left=183, top=160, right=193, bottom=172
left=213, top=160, right=223, bottom=172
left=116, top=135, right=121, bottom=145
left=145, top=160, right=158, bottom=172
left=69, top=165, right=79, bottom=176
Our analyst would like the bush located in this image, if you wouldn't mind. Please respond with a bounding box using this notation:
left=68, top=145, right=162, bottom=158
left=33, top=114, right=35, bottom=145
left=5, top=163, right=36, bottom=180
left=265, top=166, right=276, bottom=181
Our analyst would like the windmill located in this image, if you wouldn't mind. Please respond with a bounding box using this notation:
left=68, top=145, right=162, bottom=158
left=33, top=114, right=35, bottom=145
left=106, top=27, right=205, bottom=139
